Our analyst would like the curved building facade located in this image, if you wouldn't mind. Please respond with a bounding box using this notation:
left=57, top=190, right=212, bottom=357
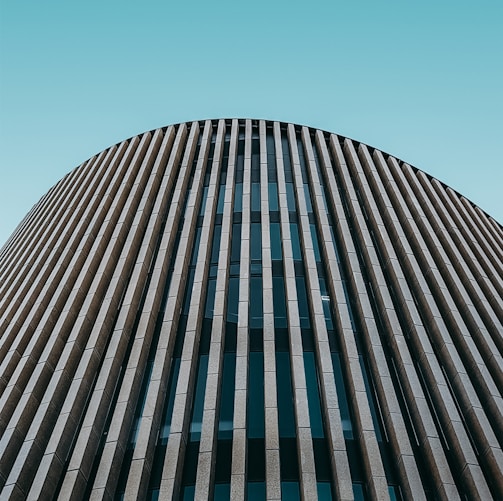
left=0, top=119, right=502, bottom=500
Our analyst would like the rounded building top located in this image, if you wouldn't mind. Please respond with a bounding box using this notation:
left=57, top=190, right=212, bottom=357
left=82, top=118, right=501, bottom=226
left=0, top=117, right=501, bottom=500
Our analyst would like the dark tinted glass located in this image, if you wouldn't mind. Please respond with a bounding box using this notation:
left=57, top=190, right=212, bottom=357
left=205, top=278, right=216, bottom=319
left=290, top=223, right=302, bottom=260
left=251, top=223, right=262, bottom=261
left=230, top=223, right=241, bottom=262
left=234, top=183, right=243, bottom=212
left=269, top=182, right=279, bottom=211
left=273, top=277, right=287, bottom=328
left=286, top=183, right=296, bottom=211
left=304, top=352, right=324, bottom=438
left=295, top=276, right=310, bottom=328
left=218, top=353, right=235, bottom=439
left=247, top=482, right=266, bottom=500
left=182, top=486, right=195, bottom=501
left=270, top=223, right=282, bottom=261
left=317, top=482, right=333, bottom=500
left=189, top=354, right=209, bottom=441
left=213, top=484, right=230, bottom=500
left=159, top=358, right=181, bottom=444
left=216, top=185, right=225, bottom=214
left=248, top=352, right=264, bottom=437
left=210, top=225, right=222, bottom=263
left=281, top=481, right=300, bottom=500
left=310, top=224, right=321, bottom=262
left=252, top=183, right=261, bottom=212
left=276, top=352, right=295, bottom=437
left=331, top=353, right=353, bottom=439
left=249, top=277, right=263, bottom=329
left=353, top=483, right=366, bottom=501
left=227, top=277, right=239, bottom=324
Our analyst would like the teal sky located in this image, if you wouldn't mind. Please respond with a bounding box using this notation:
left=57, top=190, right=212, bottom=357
left=1, top=0, right=502, bottom=246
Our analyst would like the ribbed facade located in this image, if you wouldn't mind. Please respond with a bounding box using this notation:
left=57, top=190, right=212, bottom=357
left=0, top=119, right=502, bottom=501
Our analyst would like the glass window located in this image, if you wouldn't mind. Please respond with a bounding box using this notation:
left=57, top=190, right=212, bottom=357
left=252, top=140, right=260, bottom=174
left=281, top=135, right=292, bottom=177
left=270, top=223, right=282, bottom=261
left=341, top=279, right=357, bottom=332
left=158, top=358, right=181, bottom=443
left=266, top=133, right=276, bottom=160
left=213, top=484, right=230, bottom=501
left=359, top=355, right=383, bottom=443
left=251, top=223, right=262, bottom=261
left=353, top=483, right=366, bottom=501
left=214, top=439, right=232, bottom=483
left=330, top=227, right=341, bottom=263
left=247, top=482, right=266, bottom=500
left=281, top=482, right=300, bottom=501
left=234, top=183, right=243, bottom=212
left=147, top=489, right=159, bottom=501
left=321, top=296, right=333, bottom=331
left=276, top=352, right=296, bottom=437
left=248, top=352, right=265, bottom=438
left=317, top=482, right=333, bottom=500
left=313, top=438, right=332, bottom=483
left=227, top=277, right=239, bottom=324
left=129, top=360, right=154, bottom=446
left=182, top=269, right=195, bottom=315
left=388, top=486, right=400, bottom=501
left=211, top=225, right=222, bottom=264
left=331, top=353, right=353, bottom=439
left=189, top=354, right=209, bottom=441
left=209, top=264, right=218, bottom=279
left=304, top=185, right=313, bottom=213
left=310, top=224, right=321, bottom=262
left=204, top=279, right=216, bottom=319
left=251, top=182, right=261, bottom=212
left=216, top=185, right=225, bottom=214
left=147, top=443, right=167, bottom=494
left=290, top=223, right=301, bottom=261
left=312, top=234, right=336, bottom=334
left=303, top=352, right=324, bottom=438
left=250, top=277, right=263, bottom=329
left=273, top=277, right=288, bottom=328
left=218, top=353, right=236, bottom=439
left=191, top=227, right=202, bottom=266
left=268, top=182, right=279, bottom=211
left=297, top=138, right=309, bottom=183
left=286, top=183, right=296, bottom=211
left=231, top=223, right=241, bottom=263
left=295, top=276, right=310, bottom=329
left=248, top=437, right=265, bottom=480
left=182, top=486, right=195, bottom=501
left=199, top=186, right=209, bottom=215
left=250, top=262, right=262, bottom=275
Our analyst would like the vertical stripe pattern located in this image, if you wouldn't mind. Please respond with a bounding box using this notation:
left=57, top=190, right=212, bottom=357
left=0, top=119, right=501, bottom=501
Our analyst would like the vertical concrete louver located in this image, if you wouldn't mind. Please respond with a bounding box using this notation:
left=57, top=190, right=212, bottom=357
left=0, top=119, right=502, bottom=501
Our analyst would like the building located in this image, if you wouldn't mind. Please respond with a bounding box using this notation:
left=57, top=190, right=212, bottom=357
left=0, top=119, right=501, bottom=501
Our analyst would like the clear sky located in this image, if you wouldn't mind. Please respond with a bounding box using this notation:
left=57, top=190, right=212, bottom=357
left=1, top=0, right=502, bottom=247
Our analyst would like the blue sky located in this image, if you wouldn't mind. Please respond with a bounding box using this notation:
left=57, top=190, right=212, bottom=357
left=1, top=0, right=502, bottom=246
